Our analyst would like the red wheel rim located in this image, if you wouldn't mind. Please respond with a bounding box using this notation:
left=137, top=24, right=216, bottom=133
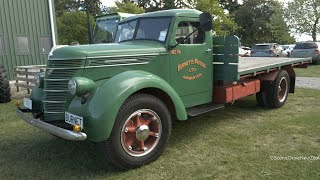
left=278, top=77, right=288, bottom=103
left=121, top=109, right=162, bottom=157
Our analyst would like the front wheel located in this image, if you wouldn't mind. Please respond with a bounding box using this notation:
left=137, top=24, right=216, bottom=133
left=98, top=93, right=172, bottom=169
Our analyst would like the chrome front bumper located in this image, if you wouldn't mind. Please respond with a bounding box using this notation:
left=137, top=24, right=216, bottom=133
left=16, top=109, right=87, bottom=141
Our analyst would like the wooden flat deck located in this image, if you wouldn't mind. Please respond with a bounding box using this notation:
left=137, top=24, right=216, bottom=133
left=238, top=57, right=311, bottom=76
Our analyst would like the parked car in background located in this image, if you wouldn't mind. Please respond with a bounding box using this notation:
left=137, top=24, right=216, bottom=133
left=281, top=44, right=295, bottom=57
left=251, top=43, right=286, bottom=57
left=291, top=42, right=320, bottom=64
left=239, top=46, right=251, bottom=57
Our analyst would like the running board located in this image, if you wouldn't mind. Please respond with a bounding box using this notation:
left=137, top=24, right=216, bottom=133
left=186, top=103, right=225, bottom=117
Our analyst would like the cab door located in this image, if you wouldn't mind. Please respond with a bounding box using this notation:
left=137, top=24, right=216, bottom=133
left=169, top=17, right=213, bottom=107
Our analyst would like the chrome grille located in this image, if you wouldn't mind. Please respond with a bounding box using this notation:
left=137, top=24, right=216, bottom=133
left=43, top=60, right=83, bottom=121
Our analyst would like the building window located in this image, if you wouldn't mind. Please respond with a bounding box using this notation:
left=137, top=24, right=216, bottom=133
left=15, top=36, right=31, bottom=54
left=0, top=36, right=5, bottom=54
left=40, top=36, right=52, bottom=54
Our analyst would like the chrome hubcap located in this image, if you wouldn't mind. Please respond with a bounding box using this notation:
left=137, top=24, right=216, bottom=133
left=120, top=109, right=162, bottom=157
left=136, top=125, right=150, bottom=141
left=278, top=77, right=288, bottom=103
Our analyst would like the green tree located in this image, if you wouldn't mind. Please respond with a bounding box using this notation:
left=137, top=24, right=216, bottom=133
left=55, top=0, right=80, bottom=17
left=55, top=0, right=102, bottom=16
left=268, top=6, right=296, bottom=44
left=114, top=1, right=145, bottom=14
left=56, top=11, right=95, bottom=44
left=137, top=0, right=196, bottom=12
left=196, top=0, right=237, bottom=36
left=235, top=0, right=293, bottom=46
left=285, top=0, right=320, bottom=41
left=218, top=0, right=240, bottom=14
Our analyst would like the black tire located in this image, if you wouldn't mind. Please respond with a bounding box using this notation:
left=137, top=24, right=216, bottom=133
left=0, top=66, right=11, bottom=103
left=98, top=93, right=172, bottom=169
left=265, top=70, right=290, bottom=108
left=256, top=82, right=269, bottom=107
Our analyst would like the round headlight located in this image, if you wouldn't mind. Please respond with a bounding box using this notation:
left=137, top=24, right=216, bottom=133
left=68, top=79, right=77, bottom=95
left=34, top=74, right=40, bottom=87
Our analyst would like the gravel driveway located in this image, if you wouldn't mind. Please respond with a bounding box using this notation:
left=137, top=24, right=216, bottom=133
left=296, top=77, right=320, bottom=90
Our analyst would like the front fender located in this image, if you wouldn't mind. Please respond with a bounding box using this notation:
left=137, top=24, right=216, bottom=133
left=30, top=86, right=43, bottom=112
left=68, top=70, right=187, bottom=142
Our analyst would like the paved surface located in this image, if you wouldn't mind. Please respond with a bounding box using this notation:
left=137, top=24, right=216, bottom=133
left=296, top=77, right=320, bottom=90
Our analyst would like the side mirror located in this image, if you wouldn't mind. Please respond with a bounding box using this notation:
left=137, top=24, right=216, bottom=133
left=199, top=12, right=213, bottom=31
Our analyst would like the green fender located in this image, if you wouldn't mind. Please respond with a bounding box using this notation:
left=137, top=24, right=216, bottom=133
left=30, top=86, right=43, bottom=112
left=68, top=70, right=187, bottom=142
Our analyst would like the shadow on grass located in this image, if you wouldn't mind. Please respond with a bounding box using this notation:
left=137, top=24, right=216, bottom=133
left=0, top=133, right=126, bottom=178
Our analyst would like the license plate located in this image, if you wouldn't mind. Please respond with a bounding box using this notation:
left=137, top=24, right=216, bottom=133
left=23, top=98, right=32, bottom=110
left=65, top=112, right=83, bottom=129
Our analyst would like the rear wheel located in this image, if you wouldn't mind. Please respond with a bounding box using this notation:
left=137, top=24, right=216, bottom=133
left=98, top=93, right=172, bottom=169
left=266, top=70, right=290, bottom=108
left=0, top=66, right=11, bottom=103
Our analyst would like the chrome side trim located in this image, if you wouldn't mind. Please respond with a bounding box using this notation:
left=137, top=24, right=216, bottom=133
left=16, top=109, right=87, bottom=141
left=43, top=90, right=68, bottom=92
left=44, top=79, right=69, bottom=81
left=42, top=101, right=66, bottom=103
left=85, top=62, right=149, bottom=69
left=44, top=111, right=65, bottom=114
left=46, top=67, right=85, bottom=70
left=87, top=53, right=160, bottom=59
left=104, top=59, right=138, bottom=64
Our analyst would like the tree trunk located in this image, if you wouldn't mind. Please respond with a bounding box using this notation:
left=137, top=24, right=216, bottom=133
left=312, top=17, right=319, bottom=41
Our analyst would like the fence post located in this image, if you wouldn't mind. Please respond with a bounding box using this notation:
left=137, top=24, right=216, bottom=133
left=15, top=67, right=19, bottom=92
left=25, top=68, right=30, bottom=94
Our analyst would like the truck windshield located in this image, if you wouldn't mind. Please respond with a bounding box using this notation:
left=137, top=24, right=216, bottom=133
left=94, top=18, right=119, bottom=44
left=115, top=17, right=171, bottom=43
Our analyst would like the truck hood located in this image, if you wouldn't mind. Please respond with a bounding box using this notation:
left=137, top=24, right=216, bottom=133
left=49, top=41, right=167, bottom=60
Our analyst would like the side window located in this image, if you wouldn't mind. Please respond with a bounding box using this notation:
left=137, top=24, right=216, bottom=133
left=175, top=21, right=205, bottom=44
left=39, top=36, right=52, bottom=54
left=0, top=36, right=5, bottom=54
left=15, top=36, right=31, bottom=54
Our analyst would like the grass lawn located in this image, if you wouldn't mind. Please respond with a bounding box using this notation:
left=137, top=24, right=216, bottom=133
left=295, top=64, right=320, bottom=78
left=0, top=88, right=320, bottom=179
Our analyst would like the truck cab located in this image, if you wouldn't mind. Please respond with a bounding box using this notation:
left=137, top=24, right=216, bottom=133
left=17, top=9, right=310, bottom=169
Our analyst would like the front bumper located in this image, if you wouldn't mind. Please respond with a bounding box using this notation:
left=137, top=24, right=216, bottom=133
left=16, top=108, right=87, bottom=141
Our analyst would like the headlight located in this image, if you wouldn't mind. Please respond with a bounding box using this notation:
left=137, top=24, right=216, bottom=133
left=34, top=74, right=40, bottom=87
left=68, top=79, right=77, bottom=96
left=34, top=73, right=44, bottom=88
left=68, top=77, right=96, bottom=96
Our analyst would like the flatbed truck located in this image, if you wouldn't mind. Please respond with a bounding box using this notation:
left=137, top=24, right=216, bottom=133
left=16, top=9, right=311, bottom=169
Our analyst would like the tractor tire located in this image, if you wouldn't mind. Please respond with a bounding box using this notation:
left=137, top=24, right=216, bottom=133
left=98, top=93, right=172, bottom=169
left=0, top=66, right=11, bottom=103
left=265, top=70, right=290, bottom=108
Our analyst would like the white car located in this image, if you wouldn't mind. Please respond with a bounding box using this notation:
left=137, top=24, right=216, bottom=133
left=281, top=44, right=295, bottom=57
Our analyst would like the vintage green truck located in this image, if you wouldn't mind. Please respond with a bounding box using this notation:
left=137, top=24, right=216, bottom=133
left=17, top=9, right=311, bottom=169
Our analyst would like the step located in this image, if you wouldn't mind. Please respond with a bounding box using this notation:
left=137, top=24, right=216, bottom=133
left=187, top=103, right=225, bottom=117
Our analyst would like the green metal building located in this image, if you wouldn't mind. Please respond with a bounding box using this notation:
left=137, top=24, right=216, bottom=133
left=0, top=0, right=57, bottom=79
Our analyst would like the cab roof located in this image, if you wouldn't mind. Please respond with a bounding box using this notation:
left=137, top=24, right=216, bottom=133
left=122, top=9, right=203, bottom=22
left=95, top=12, right=135, bottom=20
